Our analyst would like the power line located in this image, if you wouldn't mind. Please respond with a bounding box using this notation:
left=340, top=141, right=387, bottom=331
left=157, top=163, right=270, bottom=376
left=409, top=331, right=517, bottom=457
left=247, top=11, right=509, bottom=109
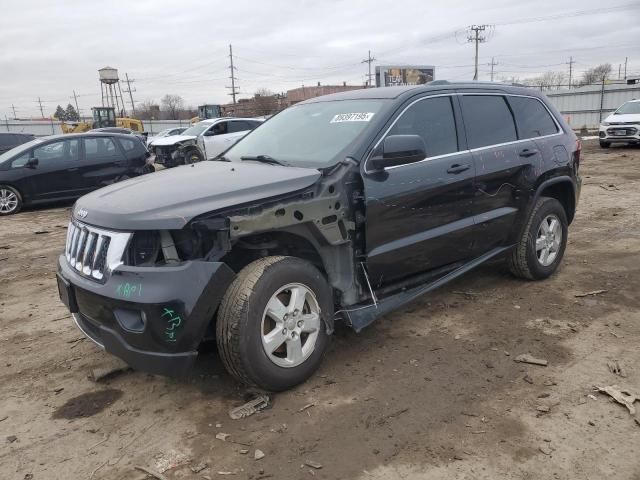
left=362, top=50, right=376, bottom=87
left=468, top=25, right=490, bottom=81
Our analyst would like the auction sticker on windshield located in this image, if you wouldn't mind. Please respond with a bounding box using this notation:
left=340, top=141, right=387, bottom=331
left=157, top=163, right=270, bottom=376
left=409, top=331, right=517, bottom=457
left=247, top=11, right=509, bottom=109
left=330, top=112, right=375, bottom=123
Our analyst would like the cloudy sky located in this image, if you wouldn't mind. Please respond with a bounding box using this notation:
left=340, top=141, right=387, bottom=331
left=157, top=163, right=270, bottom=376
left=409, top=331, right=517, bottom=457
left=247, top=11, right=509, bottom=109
left=0, top=0, right=638, bottom=119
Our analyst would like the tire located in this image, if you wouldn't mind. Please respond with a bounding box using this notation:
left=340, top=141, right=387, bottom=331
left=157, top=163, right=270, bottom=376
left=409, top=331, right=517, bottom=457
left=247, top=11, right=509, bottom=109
left=599, top=141, right=611, bottom=148
left=507, top=196, right=568, bottom=280
left=0, top=185, right=22, bottom=216
left=184, top=149, right=203, bottom=164
left=216, top=256, right=333, bottom=391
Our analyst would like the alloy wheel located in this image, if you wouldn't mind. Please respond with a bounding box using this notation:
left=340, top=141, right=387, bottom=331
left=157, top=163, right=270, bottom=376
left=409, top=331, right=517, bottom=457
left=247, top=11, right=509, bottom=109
left=0, top=188, right=18, bottom=214
left=260, top=283, right=321, bottom=368
left=535, top=214, right=562, bottom=266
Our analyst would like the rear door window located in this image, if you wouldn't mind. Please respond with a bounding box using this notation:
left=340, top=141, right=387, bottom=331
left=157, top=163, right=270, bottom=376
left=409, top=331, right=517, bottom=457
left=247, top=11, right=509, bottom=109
left=508, top=96, right=559, bottom=139
left=387, top=96, right=458, bottom=157
left=228, top=121, right=251, bottom=133
left=460, top=95, right=517, bottom=149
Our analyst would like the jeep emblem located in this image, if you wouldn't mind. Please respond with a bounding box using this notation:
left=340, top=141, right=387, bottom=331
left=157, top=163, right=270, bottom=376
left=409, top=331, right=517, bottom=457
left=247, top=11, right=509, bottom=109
left=77, top=208, right=88, bottom=219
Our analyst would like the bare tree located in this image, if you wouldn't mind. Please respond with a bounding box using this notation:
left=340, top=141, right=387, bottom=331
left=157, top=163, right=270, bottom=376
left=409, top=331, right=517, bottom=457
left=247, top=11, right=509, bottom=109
left=523, top=71, right=567, bottom=91
left=252, top=89, right=280, bottom=116
left=161, top=94, right=184, bottom=119
left=579, top=64, right=613, bottom=85
left=136, top=99, right=160, bottom=120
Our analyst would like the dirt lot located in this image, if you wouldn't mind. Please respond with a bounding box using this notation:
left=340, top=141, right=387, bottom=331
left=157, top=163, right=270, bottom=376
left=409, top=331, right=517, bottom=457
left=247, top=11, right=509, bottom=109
left=1, top=140, right=639, bottom=480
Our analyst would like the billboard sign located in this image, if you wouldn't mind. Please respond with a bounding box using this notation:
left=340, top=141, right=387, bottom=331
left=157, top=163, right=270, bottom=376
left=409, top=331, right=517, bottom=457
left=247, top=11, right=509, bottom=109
left=375, top=65, right=435, bottom=87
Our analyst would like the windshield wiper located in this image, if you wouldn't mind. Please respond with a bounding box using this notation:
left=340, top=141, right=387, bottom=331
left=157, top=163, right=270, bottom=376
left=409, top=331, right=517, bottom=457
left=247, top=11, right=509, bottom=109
left=214, top=155, right=231, bottom=161
left=240, top=155, right=285, bottom=166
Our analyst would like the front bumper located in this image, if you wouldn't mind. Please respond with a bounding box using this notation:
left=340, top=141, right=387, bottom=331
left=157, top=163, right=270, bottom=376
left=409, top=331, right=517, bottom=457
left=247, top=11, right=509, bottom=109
left=57, top=255, right=235, bottom=377
left=599, top=124, right=640, bottom=143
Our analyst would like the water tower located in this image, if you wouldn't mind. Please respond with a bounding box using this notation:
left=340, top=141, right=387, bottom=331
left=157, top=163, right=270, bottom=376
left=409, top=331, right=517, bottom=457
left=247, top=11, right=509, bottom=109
left=99, top=66, right=127, bottom=117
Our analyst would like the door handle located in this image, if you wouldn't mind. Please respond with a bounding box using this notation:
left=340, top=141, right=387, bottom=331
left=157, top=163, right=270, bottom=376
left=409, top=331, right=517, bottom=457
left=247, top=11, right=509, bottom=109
left=446, top=163, right=471, bottom=174
left=519, top=148, right=539, bottom=158
left=67, top=167, right=79, bottom=172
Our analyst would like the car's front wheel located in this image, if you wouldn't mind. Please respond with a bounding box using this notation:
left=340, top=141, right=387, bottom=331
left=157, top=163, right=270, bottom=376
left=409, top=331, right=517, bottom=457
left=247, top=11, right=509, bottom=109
left=507, top=196, right=568, bottom=280
left=184, top=149, right=203, bottom=164
left=216, top=256, right=332, bottom=391
left=0, top=185, right=22, bottom=216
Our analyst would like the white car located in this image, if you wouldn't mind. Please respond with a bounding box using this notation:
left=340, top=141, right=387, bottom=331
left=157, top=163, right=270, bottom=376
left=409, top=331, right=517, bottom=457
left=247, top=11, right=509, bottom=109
left=599, top=99, right=640, bottom=148
left=149, top=118, right=264, bottom=167
left=146, top=127, right=187, bottom=147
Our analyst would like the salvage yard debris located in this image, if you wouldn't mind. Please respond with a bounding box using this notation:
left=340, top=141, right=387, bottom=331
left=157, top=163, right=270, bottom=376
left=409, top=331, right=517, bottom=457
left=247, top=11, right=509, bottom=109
left=229, top=395, right=270, bottom=419
left=134, top=465, right=169, bottom=480
left=594, top=385, right=639, bottom=425
left=515, top=354, right=548, bottom=366
left=607, top=360, right=627, bottom=377
left=574, top=289, right=608, bottom=297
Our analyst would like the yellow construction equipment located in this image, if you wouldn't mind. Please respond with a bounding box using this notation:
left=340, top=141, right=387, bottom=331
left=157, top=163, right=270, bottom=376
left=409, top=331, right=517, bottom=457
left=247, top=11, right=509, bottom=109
left=59, top=107, right=144, bottom=134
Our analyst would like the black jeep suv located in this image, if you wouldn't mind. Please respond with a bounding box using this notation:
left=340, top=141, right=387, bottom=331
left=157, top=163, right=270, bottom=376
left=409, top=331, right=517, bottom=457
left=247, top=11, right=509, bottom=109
left=57, top=82, right=581, bottom=391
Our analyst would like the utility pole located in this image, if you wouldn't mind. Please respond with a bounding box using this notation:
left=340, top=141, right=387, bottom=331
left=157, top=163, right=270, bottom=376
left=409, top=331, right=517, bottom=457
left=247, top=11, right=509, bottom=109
left=11, top=104, right=17, bottom=119
left=566, top=56, right=575, bottom=89
left=226, top=44, right=239, bottom=104
left=37, top=97, right=45, bottom=118
left=487, top=57, right=498, bottom=81
left=618, top=64, right=622, bottom=80
left=124, top=73, right=137, bottom=116
left=624, top=56, right=628, bottom=80
left=72, top=90, right=81, bottom=118
left=362, top=50, right=376, bottom=87
left=467, top=25, right=488, bottom=81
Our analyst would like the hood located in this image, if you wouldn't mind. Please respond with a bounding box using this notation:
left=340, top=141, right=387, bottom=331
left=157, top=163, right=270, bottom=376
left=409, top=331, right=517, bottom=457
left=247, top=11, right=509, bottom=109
left=74, top=161, right=321, bottom=230
left=605, top=113, right=640, bottom=124
left=150, top=134, right=197, bottom=147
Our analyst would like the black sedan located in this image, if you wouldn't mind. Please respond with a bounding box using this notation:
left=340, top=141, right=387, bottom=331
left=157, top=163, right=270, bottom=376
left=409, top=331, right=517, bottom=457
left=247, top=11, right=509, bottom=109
left=0, top=132, right=151, bottom=215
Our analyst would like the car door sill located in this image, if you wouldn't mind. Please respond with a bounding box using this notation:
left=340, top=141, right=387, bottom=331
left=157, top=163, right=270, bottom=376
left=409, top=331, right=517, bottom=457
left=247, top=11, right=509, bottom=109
left=341, top=245, right=513, bottom=332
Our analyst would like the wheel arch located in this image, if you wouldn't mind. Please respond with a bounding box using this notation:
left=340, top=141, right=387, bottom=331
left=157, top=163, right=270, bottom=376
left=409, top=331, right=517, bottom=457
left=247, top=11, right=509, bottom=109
left=534, top=176, right=577, bottom=224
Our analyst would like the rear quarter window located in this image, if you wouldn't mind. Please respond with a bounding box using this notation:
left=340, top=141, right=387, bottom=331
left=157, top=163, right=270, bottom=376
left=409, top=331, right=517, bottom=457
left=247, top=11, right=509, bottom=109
left=460, top=95, right=517, bottom=149
left=508, top=96, right=559, bottom=139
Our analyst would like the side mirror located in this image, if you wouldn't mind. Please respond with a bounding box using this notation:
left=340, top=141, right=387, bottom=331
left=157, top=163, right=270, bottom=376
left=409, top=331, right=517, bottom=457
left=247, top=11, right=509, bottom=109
left=204, top=130, right=216, bottom=137
left=25, top=157, right=39, bottom=169
left=369, top=135, right=426, bottom=171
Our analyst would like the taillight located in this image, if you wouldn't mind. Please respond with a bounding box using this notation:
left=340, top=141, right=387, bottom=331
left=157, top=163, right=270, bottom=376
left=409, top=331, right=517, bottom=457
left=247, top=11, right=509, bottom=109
left=573, top=138, right=581, bottom=172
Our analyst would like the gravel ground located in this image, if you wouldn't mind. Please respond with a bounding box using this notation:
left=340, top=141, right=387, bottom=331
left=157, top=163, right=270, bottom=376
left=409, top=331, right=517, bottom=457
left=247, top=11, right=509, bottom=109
left=1, top=140, right=639, bottom=480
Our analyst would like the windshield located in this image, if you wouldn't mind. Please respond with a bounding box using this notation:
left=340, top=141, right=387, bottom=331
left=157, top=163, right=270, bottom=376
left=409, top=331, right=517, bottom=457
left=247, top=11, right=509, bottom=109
left=223, top=99, right=387, bottom=168
left=614, top=101, right=640, bottom=115
left=0, top=138, right=43, bottom=164
left=181, top=123, right=211, bottom=137
left=155, top=129, right=172, bottom=137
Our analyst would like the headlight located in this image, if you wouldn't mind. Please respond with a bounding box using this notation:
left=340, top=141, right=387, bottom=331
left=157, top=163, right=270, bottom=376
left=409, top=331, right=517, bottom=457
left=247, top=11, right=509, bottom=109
left=601, top=122, right=610, bottom=126
left=128, top=231, right=160, bottom=266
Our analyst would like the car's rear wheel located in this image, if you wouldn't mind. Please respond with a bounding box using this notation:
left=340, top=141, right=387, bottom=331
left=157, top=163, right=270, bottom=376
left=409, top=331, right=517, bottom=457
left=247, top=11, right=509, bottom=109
left=507, top=196, right=568, bottom=280
left=0, top=185, right=22, bottom=216
left=216, top=256, right=332, bottom=391
left=599, top=140, right=611, bottom=148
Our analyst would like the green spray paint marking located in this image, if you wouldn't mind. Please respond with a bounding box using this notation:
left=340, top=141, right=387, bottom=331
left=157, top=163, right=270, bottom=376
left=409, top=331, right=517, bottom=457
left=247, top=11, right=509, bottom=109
left=115, top=282, right=143, bottom=298
left=161, top=307, right=182, bottom=343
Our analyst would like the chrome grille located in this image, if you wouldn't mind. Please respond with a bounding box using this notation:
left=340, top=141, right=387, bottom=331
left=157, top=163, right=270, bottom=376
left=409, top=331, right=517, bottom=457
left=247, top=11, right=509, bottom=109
left=65, top=221, right=131, bottom=281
